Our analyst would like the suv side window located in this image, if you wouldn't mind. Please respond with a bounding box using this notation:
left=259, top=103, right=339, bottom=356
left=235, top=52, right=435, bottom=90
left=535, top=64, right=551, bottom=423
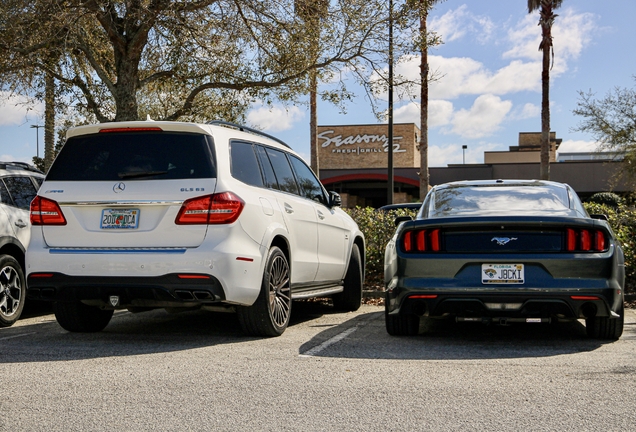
left=3, top=176, right=38, bottom=210
left=288, top=155, right=326, bottom=204
left=264, top=148, right=299, bottom=195
left=0, top=178, right=13, bottom=205
left=230, top=141, right=264, bottom=187
left=255, top=146, right=279, bottom=190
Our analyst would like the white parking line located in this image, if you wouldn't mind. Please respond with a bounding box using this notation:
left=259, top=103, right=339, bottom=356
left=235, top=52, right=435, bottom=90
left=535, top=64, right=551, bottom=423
left=0, top=332, right=36, bottom=341
left=299, top=327, right=357, bottom=357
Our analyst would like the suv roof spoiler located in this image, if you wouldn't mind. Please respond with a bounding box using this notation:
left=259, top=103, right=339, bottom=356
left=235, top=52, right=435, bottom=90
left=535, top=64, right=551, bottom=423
left=207, top=120, right=291, bottom=149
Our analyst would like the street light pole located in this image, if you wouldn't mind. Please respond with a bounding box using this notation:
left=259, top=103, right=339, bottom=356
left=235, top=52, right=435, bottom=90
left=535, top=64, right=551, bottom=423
left=387, top=0, right=394, bottom=205
left=30, top=124, right=43, bottom=159
left=462, top=145, right=467, bottom=164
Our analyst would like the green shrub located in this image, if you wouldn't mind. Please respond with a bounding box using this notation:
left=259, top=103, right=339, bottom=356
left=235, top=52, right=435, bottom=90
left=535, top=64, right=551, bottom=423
left=587, top=192, right=623, bottom=208
left=584, top=202, right=636, bottom=292
left=345, top=207, right=418, bottom=286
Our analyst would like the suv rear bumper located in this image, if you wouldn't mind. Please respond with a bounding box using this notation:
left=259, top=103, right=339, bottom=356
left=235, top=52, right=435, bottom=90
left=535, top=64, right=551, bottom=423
left=27, top=273, right=227, bottom=309
left=26, top=232, right=267, bottom=305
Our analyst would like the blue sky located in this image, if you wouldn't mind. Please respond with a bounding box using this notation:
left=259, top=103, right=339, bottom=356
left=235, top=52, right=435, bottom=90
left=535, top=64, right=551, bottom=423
left=2, top=0, right=635, bottom=167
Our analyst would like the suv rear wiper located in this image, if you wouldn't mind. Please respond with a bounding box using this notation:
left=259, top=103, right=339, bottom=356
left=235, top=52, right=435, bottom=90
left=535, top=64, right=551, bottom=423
left=118, top=170, right=168, bottom=179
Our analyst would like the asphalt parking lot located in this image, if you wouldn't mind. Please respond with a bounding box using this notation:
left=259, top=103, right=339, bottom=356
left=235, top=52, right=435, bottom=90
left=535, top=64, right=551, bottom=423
left=2, top=303, right=635, bottom=431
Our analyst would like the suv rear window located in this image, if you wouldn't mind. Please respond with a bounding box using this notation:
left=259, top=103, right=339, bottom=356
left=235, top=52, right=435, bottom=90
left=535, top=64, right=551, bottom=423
left=47, top=131, right=216, bottom=181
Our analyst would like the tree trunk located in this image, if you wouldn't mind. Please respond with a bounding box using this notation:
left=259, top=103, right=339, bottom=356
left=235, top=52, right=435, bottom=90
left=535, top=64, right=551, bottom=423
left=113, top=65, right=140, bottom=121
left=540, top=36, right=551, bottom=180
left=44, top=69, right=55, bottom=172
left=310, top=71, right=319, bottom=176
left=419, top=1, right=430, bottom=200
left=539, top=2, right=552, bottom=181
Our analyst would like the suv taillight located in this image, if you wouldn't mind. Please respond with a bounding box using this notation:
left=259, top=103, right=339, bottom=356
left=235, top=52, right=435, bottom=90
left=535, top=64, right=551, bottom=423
left=565, top=228, right=607, bottom=252
left=30, top=196, right=67, bottom=225
left=175, top=192, right=244, bottom=225
left=402, top=229, right=441, bottom=253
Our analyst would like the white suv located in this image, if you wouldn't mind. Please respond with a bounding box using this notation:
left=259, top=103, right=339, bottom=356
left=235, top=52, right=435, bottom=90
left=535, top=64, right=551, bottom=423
left=26, top=121, right=365, bottom=336
left=0, top=162, right=44, bottom=327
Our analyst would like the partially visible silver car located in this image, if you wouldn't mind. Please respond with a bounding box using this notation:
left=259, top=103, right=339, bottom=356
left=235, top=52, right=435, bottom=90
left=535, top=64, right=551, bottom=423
left=0, top=162, right=44, bottom=326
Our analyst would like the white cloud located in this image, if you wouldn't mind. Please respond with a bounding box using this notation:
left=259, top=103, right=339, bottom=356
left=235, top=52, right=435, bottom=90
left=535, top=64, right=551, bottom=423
left=387, top=8, right=597, bottom=102
left=510, top=102, right=540, bottom=120
left=503, top=8, right=597, bottom=77
left=429, top=5, right=495, bottom=44
left=393, top=55, right=540, bottom=100
left=450, top=94, right=512, bottom=138
left=557, top=139, right=600, bottom=153
left=247, top=104, right=305, bottom=132
left=0, top=154, right=32, bottom=164
left=393, top=100, right=454, bottom=128
left=0, top=92, right=43, bottom=126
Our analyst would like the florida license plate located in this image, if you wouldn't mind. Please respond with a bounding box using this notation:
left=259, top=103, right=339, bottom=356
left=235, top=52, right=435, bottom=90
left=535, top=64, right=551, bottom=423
left=101, top=208, right=140, bottom=229
left=482, top=264, right=524, bottom=284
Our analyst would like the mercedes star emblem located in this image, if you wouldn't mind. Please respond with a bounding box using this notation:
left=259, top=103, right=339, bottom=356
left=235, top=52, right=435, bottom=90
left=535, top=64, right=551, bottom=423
left=113, top=182, right=126, bottom=193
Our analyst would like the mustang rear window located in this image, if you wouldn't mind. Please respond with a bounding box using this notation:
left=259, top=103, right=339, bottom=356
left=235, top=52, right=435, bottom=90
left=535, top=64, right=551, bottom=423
left=430, top=185, right=570, bottom=217
left=47, top=131, right=216, bottom=181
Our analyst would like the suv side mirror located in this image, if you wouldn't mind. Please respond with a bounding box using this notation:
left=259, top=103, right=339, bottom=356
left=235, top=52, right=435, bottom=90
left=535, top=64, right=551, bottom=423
left=328, top=191, right=342, bottom=208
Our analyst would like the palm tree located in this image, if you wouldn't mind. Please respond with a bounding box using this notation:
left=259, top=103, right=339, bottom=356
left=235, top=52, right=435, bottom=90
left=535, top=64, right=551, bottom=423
left=43, top=68, right=55, bottom=172
left=295, top=0, right=329, bottom=176
left=528, top=0, right=563, bottom=180
left=418, top=0, right=444, bottom=200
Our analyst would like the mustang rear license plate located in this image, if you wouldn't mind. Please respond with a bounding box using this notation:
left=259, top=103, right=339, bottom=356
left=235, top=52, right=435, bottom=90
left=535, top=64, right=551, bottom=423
left=482, top=264, right=524, bottom=284
left=101, top=208, right=140, bottom=229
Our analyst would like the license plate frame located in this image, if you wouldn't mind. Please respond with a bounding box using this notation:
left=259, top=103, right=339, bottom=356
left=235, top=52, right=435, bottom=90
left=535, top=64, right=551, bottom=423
left=100, top=208, right=140, bottom=230
left=482, top=263, right=524, bottom=284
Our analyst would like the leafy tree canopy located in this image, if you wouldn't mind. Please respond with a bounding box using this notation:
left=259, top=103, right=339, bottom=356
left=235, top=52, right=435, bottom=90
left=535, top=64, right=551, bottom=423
left=573, top=79, right=636, bottom=176
left=0, top=0, right=399, bottom=124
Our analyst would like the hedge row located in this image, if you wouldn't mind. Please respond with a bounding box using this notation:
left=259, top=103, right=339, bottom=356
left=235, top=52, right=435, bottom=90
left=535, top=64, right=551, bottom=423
left=583, top=202, right=636, bottom=291
left=346, top=204, right=636, bottom=293
left=345, top=207, right=417, bottom=286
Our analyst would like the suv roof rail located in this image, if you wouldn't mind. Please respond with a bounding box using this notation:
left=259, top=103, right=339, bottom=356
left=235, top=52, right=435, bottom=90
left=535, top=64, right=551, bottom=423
left=207, top=120, right=291, bottom=149
left=0, top=161, right=44, bottom=174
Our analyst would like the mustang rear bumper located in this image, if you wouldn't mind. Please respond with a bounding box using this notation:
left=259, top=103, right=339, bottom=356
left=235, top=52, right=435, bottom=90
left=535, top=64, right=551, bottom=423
left=386, top=287, right=623, bottom=320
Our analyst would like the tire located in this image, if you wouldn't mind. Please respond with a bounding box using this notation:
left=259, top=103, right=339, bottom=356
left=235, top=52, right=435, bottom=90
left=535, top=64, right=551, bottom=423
left=333, top=244, right=363, bottom=312
left=385, top=295, right=419, bottom=336
left=0, top=255, right=26, bottom=327
left=54, top=301, right=114, bottom=332
left=237, top=246, right=292, bottom=337
left=586, top=303, right=624, bottom=340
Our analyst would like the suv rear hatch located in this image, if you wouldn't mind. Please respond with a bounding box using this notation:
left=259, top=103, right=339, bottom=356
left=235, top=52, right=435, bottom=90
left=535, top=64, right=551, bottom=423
left=36, top=127, right=217, bottom=248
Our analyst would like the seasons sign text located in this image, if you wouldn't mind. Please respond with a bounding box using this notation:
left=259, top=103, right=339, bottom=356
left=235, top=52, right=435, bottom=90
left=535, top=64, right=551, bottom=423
left=317, top=130, right=406, bottom=154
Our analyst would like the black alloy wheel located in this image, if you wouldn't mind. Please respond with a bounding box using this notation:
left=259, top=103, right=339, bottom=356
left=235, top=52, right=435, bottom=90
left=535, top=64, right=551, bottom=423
left=238, top=246, right=292, bottom=337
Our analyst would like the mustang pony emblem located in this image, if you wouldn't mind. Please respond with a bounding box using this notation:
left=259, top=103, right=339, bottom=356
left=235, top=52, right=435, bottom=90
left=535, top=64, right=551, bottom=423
left=491, top=237, right=517, bottom=246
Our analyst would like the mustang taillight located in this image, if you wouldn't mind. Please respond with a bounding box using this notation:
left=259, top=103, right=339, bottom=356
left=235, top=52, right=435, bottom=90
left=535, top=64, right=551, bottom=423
left=565, top=228, right=607, bottom=252
left=175, top=192, right=244, bottom=225
left=30, top=196, right=67, bottom=225
left=402, top=229, right=441, bottom=253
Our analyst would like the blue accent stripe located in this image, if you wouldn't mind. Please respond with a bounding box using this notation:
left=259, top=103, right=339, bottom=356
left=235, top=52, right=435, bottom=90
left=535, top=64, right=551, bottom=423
left=49, top=248, right=187, bottom=255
